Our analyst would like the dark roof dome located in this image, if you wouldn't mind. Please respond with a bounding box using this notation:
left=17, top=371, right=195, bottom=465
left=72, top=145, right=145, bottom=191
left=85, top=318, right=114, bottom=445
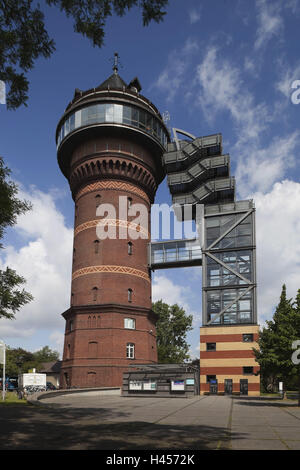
left=97, top=72, right=128, bottom=91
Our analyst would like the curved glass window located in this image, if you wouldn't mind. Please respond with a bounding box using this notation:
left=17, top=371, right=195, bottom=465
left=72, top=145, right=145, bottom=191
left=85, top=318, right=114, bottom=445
left=57, top=102, right=168, bottom=148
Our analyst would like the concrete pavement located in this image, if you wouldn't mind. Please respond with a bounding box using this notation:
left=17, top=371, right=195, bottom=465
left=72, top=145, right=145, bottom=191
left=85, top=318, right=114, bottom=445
left=1, top=393, right=300, bottom=450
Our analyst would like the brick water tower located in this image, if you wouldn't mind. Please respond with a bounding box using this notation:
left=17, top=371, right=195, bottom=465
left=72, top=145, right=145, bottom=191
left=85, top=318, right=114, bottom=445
left=56, top=56, right=170, bottom=388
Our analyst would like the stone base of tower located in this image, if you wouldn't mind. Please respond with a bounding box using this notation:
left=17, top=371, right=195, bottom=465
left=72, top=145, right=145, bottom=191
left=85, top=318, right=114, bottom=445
left=60, top=364, right=138, bottom=389
left=200, top=325, right=260, bottom=396
left=60, top=304, right=158, bottom=389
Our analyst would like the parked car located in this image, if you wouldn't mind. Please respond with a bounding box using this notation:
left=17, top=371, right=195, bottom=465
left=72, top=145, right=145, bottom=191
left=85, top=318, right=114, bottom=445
left=1, top=378, right=18, bottom=391
left=46, top=382, right=57, bottom=391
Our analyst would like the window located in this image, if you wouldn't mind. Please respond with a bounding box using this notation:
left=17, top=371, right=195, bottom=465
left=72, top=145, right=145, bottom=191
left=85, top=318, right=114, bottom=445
left=243, top=366, right=254, bottom=375
left=126, top=343, right=135, bottom=359
left=206, top=375, right=216, bottom=383
left=128, top=242, right=133, bottom=255
left=95, top=194, right=101, bottom=209
left=128, top=288, right=133, bottom=302
left=92, top=287, right=98, bottom=302
left=128, top=197, right=133, bottom=209
left=206, top=342, right=216, bottom=351
left=243, top=333, right=254, bottom=342
left=88, top=341, right=98, bottom=358
left=124, top=318, right=136, bottom=329
left=69, top=320, right=74, bottom=332
left=94, top=240, right=100, bottom=254
left=57, top=103, right=168, bottom=150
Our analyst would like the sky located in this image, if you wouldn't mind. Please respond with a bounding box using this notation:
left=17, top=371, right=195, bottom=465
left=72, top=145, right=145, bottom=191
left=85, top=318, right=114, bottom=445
left=1, top=0, right=300, bottom=359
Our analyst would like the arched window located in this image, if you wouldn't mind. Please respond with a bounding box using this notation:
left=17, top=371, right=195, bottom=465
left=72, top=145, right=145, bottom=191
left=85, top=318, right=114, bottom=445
left=87, top=371, right=96, bottom=387
left=128, top=288, right=133, bottom=303
left=92, top=287, right=98, bottom=302
left=95, top=194, right=101, bottom=209
left=128, top=197, right=132, bottom=209
left=128, top=242, right=133, bottom=255
left=126, top=343, right=135, bottom=359
left=94, top=240, right=100, bottom=254
left=88, top=341, right=98, bottom=357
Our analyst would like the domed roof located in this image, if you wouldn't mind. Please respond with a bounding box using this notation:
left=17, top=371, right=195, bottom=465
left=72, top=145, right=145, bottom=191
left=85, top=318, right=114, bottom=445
left=97, top=72, right=128, bottom=91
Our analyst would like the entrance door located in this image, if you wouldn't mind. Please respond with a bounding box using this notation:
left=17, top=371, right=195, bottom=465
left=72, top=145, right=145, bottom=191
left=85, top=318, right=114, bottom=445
left=209, top=380, right=218, bottom=395
left=224, top=379, right=233, bottom=395
left=240, top=379, right=248, bottom=395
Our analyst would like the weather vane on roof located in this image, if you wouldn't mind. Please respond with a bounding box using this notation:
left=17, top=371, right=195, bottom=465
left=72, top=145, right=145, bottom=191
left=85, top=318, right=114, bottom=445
left=112, top=52, right=121, bottom=74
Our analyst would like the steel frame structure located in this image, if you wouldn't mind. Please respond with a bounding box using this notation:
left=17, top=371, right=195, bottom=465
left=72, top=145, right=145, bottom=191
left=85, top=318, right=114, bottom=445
left=202, top=200, right=257, bottom=326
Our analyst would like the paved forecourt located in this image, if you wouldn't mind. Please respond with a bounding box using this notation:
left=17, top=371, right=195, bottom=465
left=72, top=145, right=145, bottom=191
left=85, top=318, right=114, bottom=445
left=1, top=393, right=300, bottom=450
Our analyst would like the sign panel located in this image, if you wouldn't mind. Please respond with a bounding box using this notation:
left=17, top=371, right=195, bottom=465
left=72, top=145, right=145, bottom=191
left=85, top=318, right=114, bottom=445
left=171, top=380, right=185, bottom=391
left=186, top=378, right=195, bottom=385
left=143, top=379, right=157, bottom=391
left=129, top=380, right=143, bottom=391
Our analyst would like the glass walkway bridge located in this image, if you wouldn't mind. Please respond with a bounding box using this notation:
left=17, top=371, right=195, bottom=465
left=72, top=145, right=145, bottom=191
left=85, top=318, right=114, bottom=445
left=148, top=238, right=202, bottom=270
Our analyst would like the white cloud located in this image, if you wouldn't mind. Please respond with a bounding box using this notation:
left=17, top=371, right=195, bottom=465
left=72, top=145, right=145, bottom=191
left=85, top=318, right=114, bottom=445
left=189, top=7, right=202, bottom=24
left=254, top=0, right=284, bottom=50
left=251, top=180, right=300, bottom=323
left=0, top=186, right=73, bottom=353
left=236, top=131, right=299, bottom=197
left=152, top=274, right=191, bottom=312
left=152, top=38, right=199, bottom=102
left=195, top=46, right=271, bottom=142
left=254, top=0, right=299, bottom=50
left=152, top=273, right=201, bottom=326
left=195, top=46, right=300, bottom=195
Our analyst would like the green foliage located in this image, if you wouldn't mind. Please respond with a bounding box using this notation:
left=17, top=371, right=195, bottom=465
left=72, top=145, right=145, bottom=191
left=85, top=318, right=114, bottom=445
left=254, top=284, right=300, bottom=395
left=153, top=300, right=193, bottom=364
left=33, top=346, right=60, bottom=364
left=0, top=157, right=31, bottom=242
left=0, top=156, right=33, bottom=320
left=0, top=0, right=55, bottom=109
left=4, top=345, right=60, bottom=376
left=0, top=267, right=33, bottom=320
left=0, top=0, right=168, bottom=109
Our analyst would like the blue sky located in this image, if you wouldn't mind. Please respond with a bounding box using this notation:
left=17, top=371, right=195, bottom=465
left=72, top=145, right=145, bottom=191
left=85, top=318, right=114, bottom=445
left=1, top=0, right=300, bottom=358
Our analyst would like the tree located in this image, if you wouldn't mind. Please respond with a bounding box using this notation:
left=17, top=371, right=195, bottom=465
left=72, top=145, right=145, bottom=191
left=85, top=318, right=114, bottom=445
left=254, top=284, right=300, bottom=405
left=153, top=300, right=193, bottom=363
left=4, top=345, right=60, bottom=376
left=0, top=156, right=33, bottom=319
left=0, top=0, right=169, bottom=109
left=33, top=346, right=60, bottom=363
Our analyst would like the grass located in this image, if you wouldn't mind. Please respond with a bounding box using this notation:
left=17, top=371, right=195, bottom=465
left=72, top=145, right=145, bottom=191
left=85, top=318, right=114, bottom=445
left=0, top=391, right=29, bottom=406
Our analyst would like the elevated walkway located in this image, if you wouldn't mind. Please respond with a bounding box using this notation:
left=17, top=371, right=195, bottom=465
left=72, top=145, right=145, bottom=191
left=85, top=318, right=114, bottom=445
left=149, top=238, right=202, bottom=270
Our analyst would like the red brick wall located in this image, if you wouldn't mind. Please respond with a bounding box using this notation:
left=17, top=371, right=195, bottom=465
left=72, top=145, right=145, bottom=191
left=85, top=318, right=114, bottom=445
left=60, top=132, right=162, bottom=389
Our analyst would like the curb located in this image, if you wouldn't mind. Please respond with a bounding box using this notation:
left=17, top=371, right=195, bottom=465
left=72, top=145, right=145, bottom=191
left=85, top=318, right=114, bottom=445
left=27, top=387, right=121, bottom=408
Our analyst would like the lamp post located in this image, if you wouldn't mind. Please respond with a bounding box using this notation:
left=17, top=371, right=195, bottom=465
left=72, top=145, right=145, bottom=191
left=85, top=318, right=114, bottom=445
left=0, top=340, right=6, bottom=401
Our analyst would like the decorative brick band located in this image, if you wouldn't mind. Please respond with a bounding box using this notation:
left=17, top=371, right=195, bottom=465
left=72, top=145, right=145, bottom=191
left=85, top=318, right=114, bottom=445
left=75, top=180, right=150, bottom=204
left=72, top=265, right=150, bottom=282
left=74, top=218, right=149, bottom=238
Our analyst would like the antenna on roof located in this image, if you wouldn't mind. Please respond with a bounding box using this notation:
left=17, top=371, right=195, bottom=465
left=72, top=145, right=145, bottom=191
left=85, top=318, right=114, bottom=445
left=111, top=52, right=122, bottom=74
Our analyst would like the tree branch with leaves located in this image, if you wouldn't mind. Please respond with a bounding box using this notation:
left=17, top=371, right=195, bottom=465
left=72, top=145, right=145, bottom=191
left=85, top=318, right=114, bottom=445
left=0, top=0, right=169, bottom=109
left=0, top=156, right=33, bottom=319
